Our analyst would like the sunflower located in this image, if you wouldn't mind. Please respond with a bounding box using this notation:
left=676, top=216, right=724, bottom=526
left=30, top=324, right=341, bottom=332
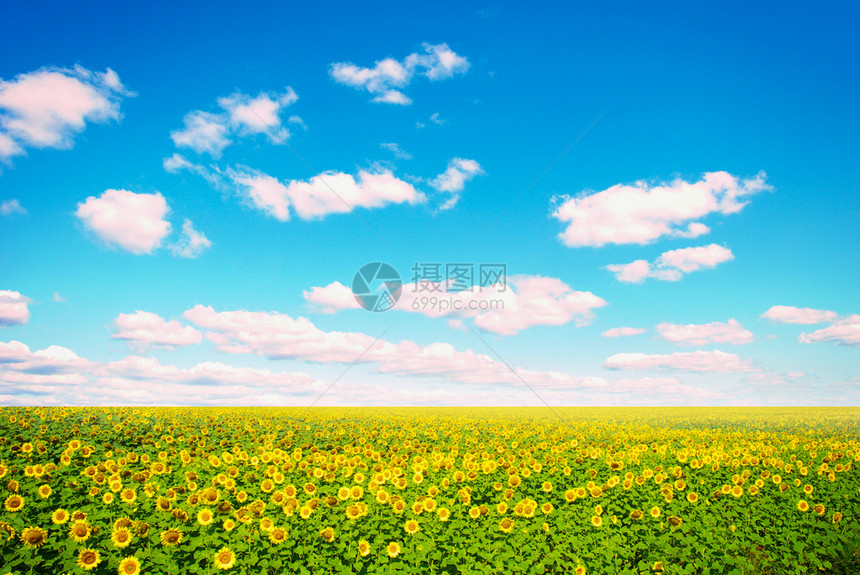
left=468, top=506, right=481, bottom=519
left=499, top=517, right=514, bottom=533
left=564, top=489, right=577, bottom=503
left=650, top=506, right=661, bottom=518
left=803, top=484, right=814, bottom=495
left=118, top=556, right=141, bottom=575
left=69, top=521, right=91, bottom=543
left=38, top=484, right=52, bottom=499
left=575, top=566, right=587, bottom=575
left=213, top=547, right=236, bottom=570
left=358, top=539, right=371, bottom=557
left=112, top=527, right=133, bottom=548
left=668, top=516, right=683, bottom=527
left=438, top=507, right=450, bottom=521
left=4, top=494, right=23, bottom=512
left=51, top=508, right=69, bottom=524
left=103, top=493, right=115, bottom=504
left=813, top=504, right=826, bottom=516
left=404, top=519, right=420, bottom=535
left=541, top=503, right=554, bottom=515
left=268, top=527, right=288, bottom=544
left=20, top=526, right=47, bottom=549
left=120, top=489, right=137, bottom=504
left=77, top=548, right=101, bottom=571
left=223, top=519, right=236, bottom=531
left=197, top=508, right=214, bottom=526
left=591, top=515, right=603, bottom=527
left=797, top=500, right=810, bottom=512
left=320, top=527, right=336, bottom=542
left=386, top=541, right=401, bottom=558
left=160, top=528, right=183, bottom=546
left=731, top=486, right=743, bottom=498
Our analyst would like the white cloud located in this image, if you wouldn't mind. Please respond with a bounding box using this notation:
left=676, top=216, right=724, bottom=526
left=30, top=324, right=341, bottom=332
left=229, top=167, right=424, bottom=221
left=171, top=219, right=212, bottom=258
left=607, top=244, right=734, bottom=283
left=170, top=88, right=298, bottom=156
left=657, top=319, right=754, bottom=345
left=429, top=112, right=448, bottom=126
left=75, top=189, right=172, bottom=254
left=799, top=315, right=860, bottom=347
left=380, top=142, right=412, bottom=160
left=603, top=350, right=758, bottom=373
left=112, top=311, right=202, bottom=349
left=303, top=282, right=358, bottom=314
left=330, top=43, right=469, bottom=104
left=52, top=292, right=66, bottom=303
left=1, top=199, right=26, bottom=215
left=430, top=158, right=484, bottom=211
left=0, top=291, right=30, bottom=327
left=0, top=65, right=130, bottom=161
left=602, top=327, right=646, bottom=338
left=553, top=171, right=771, bottom=247
left=170, top=111, right=231, bottom=156
left=760, top=305, right=838, bottom=324
left=303, top=275, right=607, bottom=336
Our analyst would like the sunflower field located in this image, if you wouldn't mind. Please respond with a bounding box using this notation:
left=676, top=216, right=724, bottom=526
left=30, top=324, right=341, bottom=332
left=0, top=407, right=858, bottom=574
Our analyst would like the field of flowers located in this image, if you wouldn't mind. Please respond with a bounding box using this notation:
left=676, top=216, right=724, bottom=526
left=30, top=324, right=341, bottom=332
left=0, top=407, right=858, bottom=574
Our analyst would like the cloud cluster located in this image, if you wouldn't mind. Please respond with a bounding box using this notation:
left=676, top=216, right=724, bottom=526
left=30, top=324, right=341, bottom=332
left=657, top=319, right=754, bottom=346
left=760, top=305, right=838, bottom=324
left=798, top=315, right=860, bottom=347
left=553, top=171, right=770, bottom=247
left=1, top=199, right=26, bottom=215
left=0, top=65, right=131, bottom=162
left=112, top=311, right=202, bottom=349
left=601, top=327, right=646, bottom=338
left=74, top=189, right=211, bottom=257
left=430, top=158, right=484, bottom=210
left=606, top=244, right=734, bottom=283
left=0, top=291, right=30, bottom=327
left=304, top=275, right=607, bottom=336
left=330, top=43, right=469, bottom=104
left=170, top=88, right=299, bottom=157
left=228, top=167, right=424, bottom=221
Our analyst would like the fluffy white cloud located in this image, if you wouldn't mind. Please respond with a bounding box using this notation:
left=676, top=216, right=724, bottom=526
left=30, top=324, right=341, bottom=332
left=430, top=158, right=484, bottom=210
left=607, top=244, right=734, bottom=283
left=0, top=291, right=29, bottom=327
left=0, top=65, right=130, bottom=161
left=229, top=167, right=424, bottom=221
left=760, top=305, right=838, bottom=324
left=170, top=88, right=298, bottom=156
left=0, top=199, right=26, bottom=215
left=170, top=111, right=230, bottom=156
left=330, top=43, right=469, bottom=104
left=602, top=327, right=646, bottom=338
left=171, top=219, right=212, bottom=258
left=0, top=340, right=91, bottom=385
left=304, top=275, right=607, bottom=336
left=112, top=311, right=202, bottom=348
left=603, top=350, right=758, bottom=373
left=799, top=315, right=860, bottom=347
left=657, top=319, right=754, bottom=346
left=75, top=189, right=171, bottom=254
left=553, top=171, right=770, bottom=247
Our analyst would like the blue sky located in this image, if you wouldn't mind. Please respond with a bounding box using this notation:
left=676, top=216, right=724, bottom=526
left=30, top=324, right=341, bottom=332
left=1, top=1, right=858, bottom=406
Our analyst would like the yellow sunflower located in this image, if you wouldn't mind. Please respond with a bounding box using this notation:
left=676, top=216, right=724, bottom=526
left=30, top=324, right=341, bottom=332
left=197, top=508, right=214, bottom=526
left=358, top=539, right=371, bottom=557
left=404, top=519, right=420, bottom=534
left=797, top=500, right=810, bottom=512
left=38, top=484, right=52, bottom=499
left=51, top=508, right=69, bottom=524
left=20, top=526, right=48, bottom=549
left=386, top=541, right=401, bottom=558
left=499, top=517, right=514, bottom=533
left=4, top=494, right=24, bottom=512
left=111, top=527, right=133, bottom=548
left=160, top=528, right=183, bottom=546
left=69, top=521, right=91, bottom=543
left=213, top=547, right=237, bottom=570
left=118, top=556, right=142, bottom=575
left=77, top=548, right=101, bottom=571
